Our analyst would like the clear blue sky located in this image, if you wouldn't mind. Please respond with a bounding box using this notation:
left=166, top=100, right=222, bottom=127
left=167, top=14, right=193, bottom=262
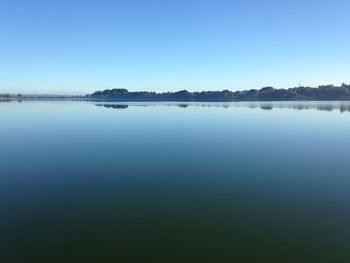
left=0, top=0, right=349, bottom=94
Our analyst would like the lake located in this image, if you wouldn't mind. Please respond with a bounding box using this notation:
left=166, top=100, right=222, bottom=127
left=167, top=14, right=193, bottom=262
left=1, top=100, right=350, bottom=262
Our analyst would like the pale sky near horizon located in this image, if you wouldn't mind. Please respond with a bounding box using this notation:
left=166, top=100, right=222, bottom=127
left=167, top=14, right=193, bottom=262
left=0, top=0, right=349, bottom=94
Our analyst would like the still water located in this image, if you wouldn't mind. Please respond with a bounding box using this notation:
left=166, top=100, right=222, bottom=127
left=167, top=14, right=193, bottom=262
left=1, top=100, right=350, bottom=262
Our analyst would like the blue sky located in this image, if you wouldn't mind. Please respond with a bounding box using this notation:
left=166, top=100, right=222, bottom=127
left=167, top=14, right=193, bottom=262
left=0, top=0, right=349, bottom=94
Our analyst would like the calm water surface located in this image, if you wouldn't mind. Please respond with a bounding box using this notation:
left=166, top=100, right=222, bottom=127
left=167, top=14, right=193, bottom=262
left=1, top=101, right=350, bottom=262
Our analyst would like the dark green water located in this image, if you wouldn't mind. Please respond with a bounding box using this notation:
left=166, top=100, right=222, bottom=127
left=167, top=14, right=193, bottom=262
left=1, top=101, right=350, bottom=262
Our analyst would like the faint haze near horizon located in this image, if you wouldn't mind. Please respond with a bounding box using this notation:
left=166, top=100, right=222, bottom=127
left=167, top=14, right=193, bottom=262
left=0, top=0, right=349, bottom=94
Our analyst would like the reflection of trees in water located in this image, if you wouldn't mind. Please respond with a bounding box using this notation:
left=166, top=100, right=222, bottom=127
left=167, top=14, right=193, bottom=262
left=0, top=99, right=23, bottom=103
left=177, top=104, right=189, bottom=108
left=317, top=105, right=335, bottom=112
left=95, top=102, right=350, bottom=113
left=260, top=105, right=273, bottom=110
left=95, top=104, right=128, bottom=109
left=95, top=103, right=232, bottom=109
left=257, top=103, right=350, bottom=113
left=340, top=105, right=350, bottom=113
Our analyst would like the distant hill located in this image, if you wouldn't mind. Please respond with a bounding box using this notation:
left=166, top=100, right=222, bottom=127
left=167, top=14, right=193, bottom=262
left=89, top=84, right=350, bottom=101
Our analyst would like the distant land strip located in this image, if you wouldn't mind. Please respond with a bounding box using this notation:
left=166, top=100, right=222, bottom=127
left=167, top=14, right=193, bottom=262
left=1, top=83, right=350, bottom=101
left=90, top=83, right=350, bottom=101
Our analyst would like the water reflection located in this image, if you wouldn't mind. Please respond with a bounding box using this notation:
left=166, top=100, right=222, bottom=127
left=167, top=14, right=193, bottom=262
left=2, top=99, right=350, bottom=262
left=94, top=101, right=350, bottom=113
left=177, top=104, right=189, bottom=108
left=2, top=99, right=350, bottom=112
left=96, top=104, right=129, bottom=109
left=258, top=102, right=350, bottom=112
left=260, top=105, right=273, bottom=110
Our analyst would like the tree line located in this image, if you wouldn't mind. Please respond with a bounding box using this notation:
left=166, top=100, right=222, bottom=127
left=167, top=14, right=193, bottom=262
left=90, top=83, right=350, bottom=101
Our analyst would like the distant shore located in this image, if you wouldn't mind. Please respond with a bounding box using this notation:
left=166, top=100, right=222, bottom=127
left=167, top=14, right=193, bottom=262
left=2, top=83, right=350, bottom=102
left=89, top=84, right=350, bottom=101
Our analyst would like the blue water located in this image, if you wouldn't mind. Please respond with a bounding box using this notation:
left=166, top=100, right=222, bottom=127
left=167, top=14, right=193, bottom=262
left=1, top=100, right=350, bottom=262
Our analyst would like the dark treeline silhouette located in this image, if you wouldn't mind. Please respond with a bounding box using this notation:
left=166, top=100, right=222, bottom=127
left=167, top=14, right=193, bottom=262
left=90, top=83, right=350, bottom=101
